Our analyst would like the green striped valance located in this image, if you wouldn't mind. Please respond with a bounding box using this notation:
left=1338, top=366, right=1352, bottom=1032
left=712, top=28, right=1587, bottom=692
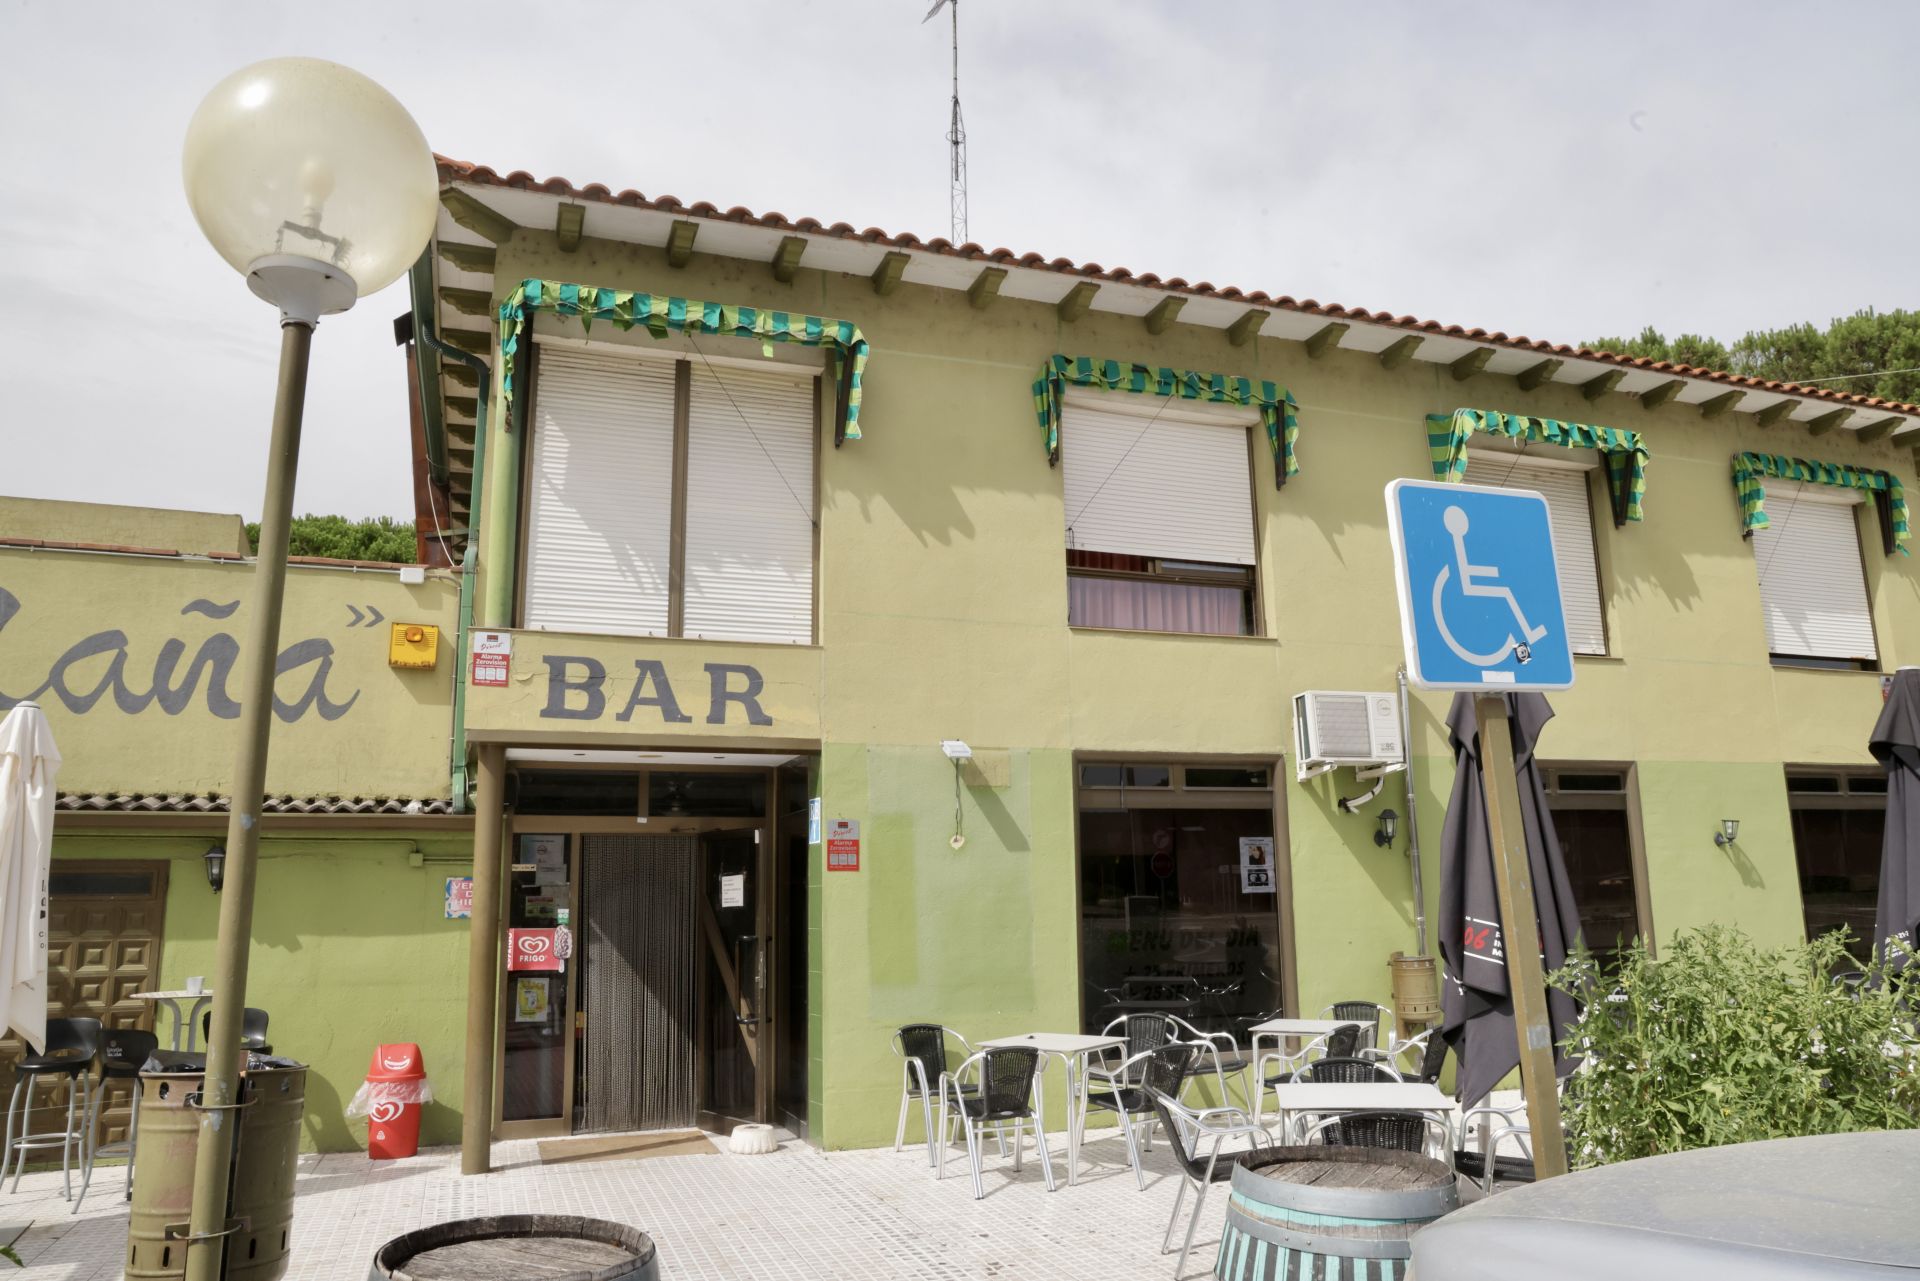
left=497, top=279, right=870, bottom=444
left=1733, top=451, right=1909, bottom=556
left=1427, top=408, right=1650, bottom=525
left=1032, top=355, right=1300, bottom=488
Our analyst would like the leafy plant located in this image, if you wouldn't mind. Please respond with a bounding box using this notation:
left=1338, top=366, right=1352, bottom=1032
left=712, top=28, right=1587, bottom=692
left=1548, top=925, right=1920, bottom=1168
left=1584, top=308, right=1920, bottom=405
left=245, top=514, right=416, bottom=564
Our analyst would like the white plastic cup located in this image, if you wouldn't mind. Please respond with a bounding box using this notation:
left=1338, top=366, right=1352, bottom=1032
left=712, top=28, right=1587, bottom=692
left=186, top=976, right=205, bottom=995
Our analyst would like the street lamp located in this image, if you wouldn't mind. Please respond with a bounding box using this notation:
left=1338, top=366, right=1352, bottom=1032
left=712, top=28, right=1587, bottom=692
left=178, top=57, right=435, bottom=1281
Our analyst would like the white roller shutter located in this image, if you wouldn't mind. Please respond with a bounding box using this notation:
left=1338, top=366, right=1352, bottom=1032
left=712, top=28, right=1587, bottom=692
left=522, top=346, right=676, bottom=636
left=1060, top=393, right=1256, bottom=565
left=684, top=364, right=816, bottom=643
left=1750, top=484, right=1877, bottom=661
left=1466, top=454, right=1608, bottom=656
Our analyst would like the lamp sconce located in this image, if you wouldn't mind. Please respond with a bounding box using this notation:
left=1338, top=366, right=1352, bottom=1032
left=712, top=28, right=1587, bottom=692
left=204, top=845, right=227, bottom=892
left=1374, top=808, right=1399, bottom=849
left=942, top=740, right=972, bottom=849
left=1713, top=818, right=1740, bottom=848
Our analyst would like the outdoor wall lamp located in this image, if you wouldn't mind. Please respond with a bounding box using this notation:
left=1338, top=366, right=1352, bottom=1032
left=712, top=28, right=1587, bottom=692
left=180, top=57, right=437, bottom=1271
left=1714, top=818, right=1740, bottom=848
left=1374, top=808, right=1399, bottom=848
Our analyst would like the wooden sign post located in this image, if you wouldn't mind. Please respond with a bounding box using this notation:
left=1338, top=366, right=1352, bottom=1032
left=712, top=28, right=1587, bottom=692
left=1474, top=694, right=1569, bottom=1179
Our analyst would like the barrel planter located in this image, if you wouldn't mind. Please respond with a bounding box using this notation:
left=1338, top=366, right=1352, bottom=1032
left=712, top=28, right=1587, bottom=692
left=370, top=1215, right=658, bottom=1281
left=1216, top=1146, right=1458, bottom=1281
left=126, top=1063, right=306, bottom=1281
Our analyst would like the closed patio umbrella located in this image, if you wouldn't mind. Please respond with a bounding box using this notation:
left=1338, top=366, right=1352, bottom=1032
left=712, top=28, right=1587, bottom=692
left=0, top=700, right=61, bottom=1054
left=1438, top=691, right=1583, bottom=1107
left=1871, top=667, right=1920, bottom=969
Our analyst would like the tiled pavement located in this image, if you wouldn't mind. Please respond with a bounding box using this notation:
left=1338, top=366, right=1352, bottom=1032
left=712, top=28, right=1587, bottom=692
left=11, top=1125, right=1253, bottom=1281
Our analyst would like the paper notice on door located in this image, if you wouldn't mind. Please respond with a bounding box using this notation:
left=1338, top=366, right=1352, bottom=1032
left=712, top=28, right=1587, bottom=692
left=514, top=976, right=550, bottom=1023
left=720, top=874, right=745, bottom=909
left=522, top=834, right=567, bottom=885
left=1239, top=836, right=1276, bottom=894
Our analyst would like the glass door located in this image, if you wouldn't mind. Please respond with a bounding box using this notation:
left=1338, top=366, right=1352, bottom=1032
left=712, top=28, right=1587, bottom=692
left=696, top=830, right=765, bottom=1132
left=498, top=830, right=577, bottom=1137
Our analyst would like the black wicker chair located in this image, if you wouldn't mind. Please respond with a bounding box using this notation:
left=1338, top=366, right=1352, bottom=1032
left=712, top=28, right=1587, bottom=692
left=937, top=1046, right=1054, bottom=1199
left=1081, top=1040, right=1199, bottom=1190
left=891, top=1023, right=979, bottom=1167
left=1260, top=1022, right=1362, bottom=1089
left=1303, top=1108, right=1444, bottom=1156
left=1321, top=1000, right=1389, bottom=1050
left=1148, top=1049, right=1274, bottom=1277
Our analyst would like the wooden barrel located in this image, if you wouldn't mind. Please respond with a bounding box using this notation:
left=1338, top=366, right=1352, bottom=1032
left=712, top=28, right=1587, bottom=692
left=369, top=1215, right=658, bottom=1281
left=1216, top=1146, right=1458, bottom=1281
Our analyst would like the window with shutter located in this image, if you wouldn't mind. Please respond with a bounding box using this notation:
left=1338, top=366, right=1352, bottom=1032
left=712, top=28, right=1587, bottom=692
left=1060, top=391, right=1258, bottom=636
left=684, top=364, right=816, bottom=643
left=523, top=346, right=676, bottom=636
left=520, top=339, right=819, bottom=643
left=1750, top=483, right=1877, bottom=665
left=1464, top=453, right=1608, bottom=656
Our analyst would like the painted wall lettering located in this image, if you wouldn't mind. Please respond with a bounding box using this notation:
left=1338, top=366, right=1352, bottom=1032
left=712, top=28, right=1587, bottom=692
left=536, top=654, right=773, bottom=726
left=0, top=588, right=360, bottom=722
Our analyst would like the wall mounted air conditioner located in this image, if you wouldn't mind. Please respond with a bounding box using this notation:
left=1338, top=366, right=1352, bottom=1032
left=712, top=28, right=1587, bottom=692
left=1293, top=690, right=1405, bottom=782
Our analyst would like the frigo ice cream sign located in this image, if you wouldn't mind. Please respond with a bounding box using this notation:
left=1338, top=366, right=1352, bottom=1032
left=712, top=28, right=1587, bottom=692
left=0, top=553, right=456, bottom=795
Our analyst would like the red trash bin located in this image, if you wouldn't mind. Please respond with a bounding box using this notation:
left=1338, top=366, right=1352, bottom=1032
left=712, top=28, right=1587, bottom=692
left=350, top=1043, right=431, bottom=1160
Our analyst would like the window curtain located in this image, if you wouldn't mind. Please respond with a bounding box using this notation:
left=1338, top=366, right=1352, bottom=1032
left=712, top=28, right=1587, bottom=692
left=1032, top=355, right=1301, bottom=488
left=1733, top=451, right=1908, bottom=556
left=1427, top=408, right=1650, bottom=525
left=496, top=278, right=870, bottom=444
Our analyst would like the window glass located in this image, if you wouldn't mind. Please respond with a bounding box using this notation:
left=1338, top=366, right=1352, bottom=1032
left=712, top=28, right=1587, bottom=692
left=502, top=834, right=571, bottom=1122
left=1077, top=804, right=1281, bottom=1042
left=1068, top=552, right=1252, bottom=636
left=1789, top=777, right=1886, bottom=965
left=1184, top=767, right=1271, bottom=789
left=1553, top=772, right=1625, bottom=794
left=647, top=771, right=767, bottom=818
left=514, top=772, right=641, bottom=816
left=1550, top=808, right=1640, bottom=965
left=48, top=871, right=156, bottom=897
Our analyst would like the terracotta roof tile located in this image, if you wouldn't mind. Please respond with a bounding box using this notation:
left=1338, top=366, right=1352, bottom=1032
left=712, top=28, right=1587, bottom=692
left=57, top=792, right=455, bottom=816
left=436, top=155, right=1919, bottom=421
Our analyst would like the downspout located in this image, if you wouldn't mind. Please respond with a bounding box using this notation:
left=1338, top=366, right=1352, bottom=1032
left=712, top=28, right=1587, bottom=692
left=410, top=256, right=491, bottom=813
left=1397, top=666, right=1426, bottom=955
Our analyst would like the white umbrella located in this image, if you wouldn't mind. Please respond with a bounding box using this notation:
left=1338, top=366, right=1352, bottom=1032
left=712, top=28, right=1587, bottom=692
left=0, top=700, right=61, bottom=1054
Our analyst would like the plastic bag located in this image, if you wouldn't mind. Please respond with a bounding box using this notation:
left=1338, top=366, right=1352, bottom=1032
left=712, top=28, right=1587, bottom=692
left=345, top=1077, right=434, bottom=1117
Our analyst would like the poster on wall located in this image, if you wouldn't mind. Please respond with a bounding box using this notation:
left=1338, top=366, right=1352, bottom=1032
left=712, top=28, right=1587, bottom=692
left=521, top=834, right=567, bottom=885
left=514, top=976, right=550, bottom=1023
left=444, top=877, right=473, bottom=919
left=471, top=629, right=512, bottom=687
left=826, top=818, right=860, bottom=872
left=1238, top=836, right=1276, bottom=894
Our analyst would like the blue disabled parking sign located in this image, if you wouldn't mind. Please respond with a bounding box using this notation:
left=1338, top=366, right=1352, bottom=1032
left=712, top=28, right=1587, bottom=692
left=1386, top=478, right=1574, bottom=691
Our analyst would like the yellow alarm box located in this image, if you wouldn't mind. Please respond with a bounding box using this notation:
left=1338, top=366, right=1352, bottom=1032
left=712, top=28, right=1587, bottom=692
left=388, top=622, right=440, bottom=669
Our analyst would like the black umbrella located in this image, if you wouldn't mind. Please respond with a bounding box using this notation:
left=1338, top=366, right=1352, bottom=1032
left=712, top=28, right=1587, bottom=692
left=1871, top=667, right=1920, bottom=969
left=1438, top=691, right=1584, bottom=1107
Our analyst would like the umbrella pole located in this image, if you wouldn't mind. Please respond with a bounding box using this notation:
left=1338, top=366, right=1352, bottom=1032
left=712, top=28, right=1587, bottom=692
left=183, top=320, right=312, bottom=1281
left=1473, top=695, right=1569, bottom=1180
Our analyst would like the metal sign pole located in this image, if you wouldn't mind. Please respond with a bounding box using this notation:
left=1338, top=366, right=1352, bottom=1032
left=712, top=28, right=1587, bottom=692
left=1472, top=694, right=1569, bottom=1180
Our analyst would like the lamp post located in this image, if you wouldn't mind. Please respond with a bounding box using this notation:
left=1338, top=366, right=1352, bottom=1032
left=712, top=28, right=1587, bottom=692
left=179, top=58, right=435, bottom=1281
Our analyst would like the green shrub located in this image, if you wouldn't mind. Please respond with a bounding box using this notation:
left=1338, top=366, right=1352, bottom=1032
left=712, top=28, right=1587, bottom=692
left=1548, top=925, right=1920, bottom=1167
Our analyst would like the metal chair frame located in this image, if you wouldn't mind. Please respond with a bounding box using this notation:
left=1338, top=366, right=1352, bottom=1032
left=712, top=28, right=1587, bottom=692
left=890, top=1024, right=979, bottom=1167
left=1164, top=1014, right=1253, bottom=1113
left=1150, top=1087, right=1273, bottom=1278
left=2, top=1017, right=103, bottom=1205
left=74, top=1027, right=159, bottom=1213
left=936, top=1047, right=1056, bottom=1200
left=1458, top=1101, right=1536, bottom=1196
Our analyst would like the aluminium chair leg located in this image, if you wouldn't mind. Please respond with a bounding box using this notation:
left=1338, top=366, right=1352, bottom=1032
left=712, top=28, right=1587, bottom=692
left=125, top=1081, right=141, bottom=1201
left=965, top=1119, right=985, bottom=1200
left=1175, top=1148, right=1224, bottom=1278
left=0, top=1075, right=23, bottom=1190
left=8, top=1079, right=32, bottom=1193
left=919, top=1090, right=937, bottom=1167
left=1011, top=1118, right=1024, bottom=1173
left=60, top=1075, right=78, bottom=1201
left=1161, top=1173, right=1189, bottom=1253
left=894, top=1084, right=910, bottom=1154
left=1032, top=1105, right=1056, bottom=1193
left=72, top=1075, right=103, bottom=1214
left=1118, top=1107, right=1145, bottom=1191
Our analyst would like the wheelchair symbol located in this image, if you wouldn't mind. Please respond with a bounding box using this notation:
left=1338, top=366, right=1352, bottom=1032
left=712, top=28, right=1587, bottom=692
left=1430, top=505, right=1548, bottom=667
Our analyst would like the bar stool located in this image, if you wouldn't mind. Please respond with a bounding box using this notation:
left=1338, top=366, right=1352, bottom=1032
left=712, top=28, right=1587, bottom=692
left=77, top=1027, right=159, bottom=1211
left=2, top=1017, right=103, bottom=1201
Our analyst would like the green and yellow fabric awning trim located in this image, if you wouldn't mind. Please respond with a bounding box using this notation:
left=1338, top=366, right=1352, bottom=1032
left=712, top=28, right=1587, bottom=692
left=1733, top=451, right=1909, bottom=555
left=1032, top=355, right=1301, bottom=488
left=497, top=278, right=870, bottom=443
left=1427, top=408, right=1650, bottom=524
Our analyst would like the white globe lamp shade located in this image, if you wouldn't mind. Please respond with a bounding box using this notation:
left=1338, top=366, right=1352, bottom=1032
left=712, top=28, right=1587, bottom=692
left=182, top=57, right=439, bottom=321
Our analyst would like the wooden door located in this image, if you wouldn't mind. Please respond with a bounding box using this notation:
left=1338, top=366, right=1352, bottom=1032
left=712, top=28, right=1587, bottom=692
left=0, top=861, right=168, bottom=1151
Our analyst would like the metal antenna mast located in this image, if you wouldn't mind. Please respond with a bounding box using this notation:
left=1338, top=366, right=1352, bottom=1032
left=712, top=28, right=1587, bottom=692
left=924, top=0, right=967, bottom=244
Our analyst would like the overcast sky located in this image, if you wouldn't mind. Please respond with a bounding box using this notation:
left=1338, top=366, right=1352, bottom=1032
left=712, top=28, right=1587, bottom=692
left=5, top=1, right=1917, bottom=523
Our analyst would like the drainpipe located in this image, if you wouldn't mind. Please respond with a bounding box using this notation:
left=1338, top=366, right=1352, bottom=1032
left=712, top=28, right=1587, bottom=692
left=409, top=259, right=490, bottom=813
left=1397, top=666, right=1427, bottom=955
